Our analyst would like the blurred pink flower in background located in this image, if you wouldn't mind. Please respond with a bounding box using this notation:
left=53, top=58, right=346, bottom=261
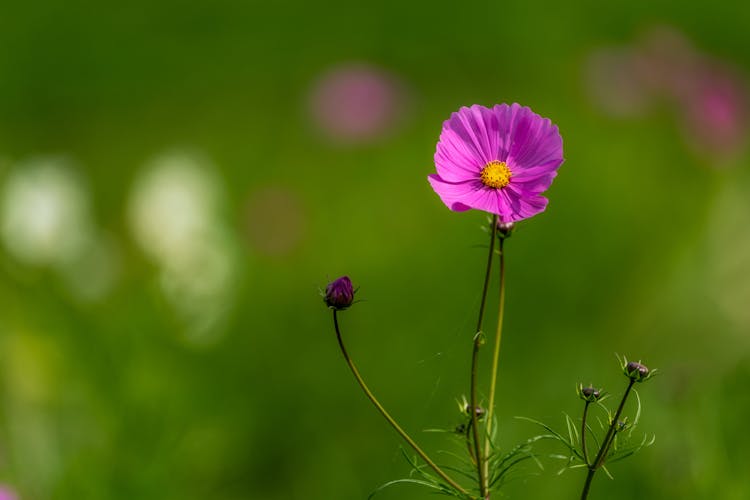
left=632, top=26, right=699, bottom=99
left=679, top=61, right=748, bottom=158
left=0, top=486, right=18, bottom=500
left=585, top=25, right=749, bottom=162
left=243, top=186, right=307, bottom=257
left=308, top=62, right=411, bottom=144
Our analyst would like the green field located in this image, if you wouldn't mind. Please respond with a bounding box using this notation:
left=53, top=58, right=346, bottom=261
left=1, top=1, right=749, bottom=499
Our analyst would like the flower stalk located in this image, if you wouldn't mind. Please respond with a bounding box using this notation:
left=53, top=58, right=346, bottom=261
left=580, top=378, right=636, bottom=500
left=482, top=231, right=508, bottom=487
left=469, top=215, right=498, bottom=498
left=581, top=400, right=592, bottom=465
left=332, top=310, right=470, bottom=497
left=578, top=385, right=602, bottom=466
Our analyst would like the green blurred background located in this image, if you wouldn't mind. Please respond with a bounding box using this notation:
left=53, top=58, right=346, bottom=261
left=1, top=1, right=749, bottom=499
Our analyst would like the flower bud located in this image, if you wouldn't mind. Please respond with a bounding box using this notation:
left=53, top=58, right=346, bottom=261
left=625, top=361, right=650, bottom=382
left=324, top=276, right=355, bottom=310
left=579, top=385, right=602, bottom=402
left=465, top=404, right=486, bottom=420
left=497, top=221, right=515, bottom=239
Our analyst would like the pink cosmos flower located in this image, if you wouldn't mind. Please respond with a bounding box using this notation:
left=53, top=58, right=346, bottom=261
left=428, top=104, right=564, bottom=222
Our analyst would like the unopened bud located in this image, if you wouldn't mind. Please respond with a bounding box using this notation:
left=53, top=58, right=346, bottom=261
left=465, top=405, right=486, bottom=420
left=625, top=361, right=650, bottom=382
left=497, top=221, right=515, bottom=239
left=579, top=385, right=602, bottom=402
left=324, top=276, right=355, bottom=310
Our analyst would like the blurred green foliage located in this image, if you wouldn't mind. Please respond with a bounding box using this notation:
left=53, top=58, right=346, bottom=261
left=1, top=1, right=750, bottom=499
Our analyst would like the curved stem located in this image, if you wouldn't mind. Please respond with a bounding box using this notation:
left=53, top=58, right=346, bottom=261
left=581, top=401, right=591, bottom=466
left=580, top=379, right=636, bottom=500
left=470, top=215, right=498, bottom=499
left=332, top=311, right=469, bottom=497
left=482, top=236, right=506, bottom=486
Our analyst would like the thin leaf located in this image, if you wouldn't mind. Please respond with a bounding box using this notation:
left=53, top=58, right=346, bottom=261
left=438, top=464, right=480, bottom=484
left=515, top=416, right=583, bottom=460
left=368, top=479, right=444, bottom=499
left=629, top=389, right=642, bottom=439
left=566, top=413, right=581, bottom=445
left=584, top=421, right=602, bottom=450
left=489, top=455, right=535, bottom=487
left=435, top=449, right=474, bottom=469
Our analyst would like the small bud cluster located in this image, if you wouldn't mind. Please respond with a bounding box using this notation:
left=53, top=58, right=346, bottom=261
left=623, top=360, right=654, bottom=383
left=578, top=384, right=602, bottom=403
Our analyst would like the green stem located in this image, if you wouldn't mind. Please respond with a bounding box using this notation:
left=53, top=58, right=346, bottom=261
left=593, top=379, right=634, bottom=469
left=580, top=468, right=595, bottom=500
left=581, top=401, right=591, bottom=466
left=465, top=418, right=477, bottom=465
left=470, top=215, right=497, bottom=499
left=580, top=379, right=636, bottom=500
left=332, top=311, right=469, bottom=497
left=475, top=215, right=499, bottom=342
left=482, top=235, right=506, bottom=487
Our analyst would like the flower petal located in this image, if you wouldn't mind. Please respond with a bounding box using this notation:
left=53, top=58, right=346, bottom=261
left=429, top=174, right=526, bottom=218
left=497, top=104, right=563, bottom=172
left=434, top=105, right=504, bottom=182
left=510, top=171, right=557, bottom=194
left=434, top=128, right=484, bottom=182
left=454, top=105, right=502, bottom=163
left=427, top=174, right=482, bottom=211
left=501, top=185, right=549, bottom=221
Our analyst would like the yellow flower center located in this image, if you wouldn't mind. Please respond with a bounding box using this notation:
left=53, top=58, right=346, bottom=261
left=480, top=161, right=512, bottom=188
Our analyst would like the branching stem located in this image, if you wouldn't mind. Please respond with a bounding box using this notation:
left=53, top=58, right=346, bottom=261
left=580, top=378, right=636, bottom=500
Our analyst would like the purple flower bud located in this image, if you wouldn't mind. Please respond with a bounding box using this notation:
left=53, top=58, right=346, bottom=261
left=324, top=276, right=355, bottom=310
left=625, top=361, right=650, bottom=382
left=579, top=385, right=602, bottom=402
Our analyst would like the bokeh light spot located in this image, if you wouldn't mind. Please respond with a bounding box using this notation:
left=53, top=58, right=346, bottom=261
left=1, top=158, right=93, bottom=266
left=308, top=62, right=411, bottom=144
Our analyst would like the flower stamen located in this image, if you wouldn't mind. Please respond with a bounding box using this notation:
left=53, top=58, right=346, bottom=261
left=480, top=161, right=512, bottom=188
